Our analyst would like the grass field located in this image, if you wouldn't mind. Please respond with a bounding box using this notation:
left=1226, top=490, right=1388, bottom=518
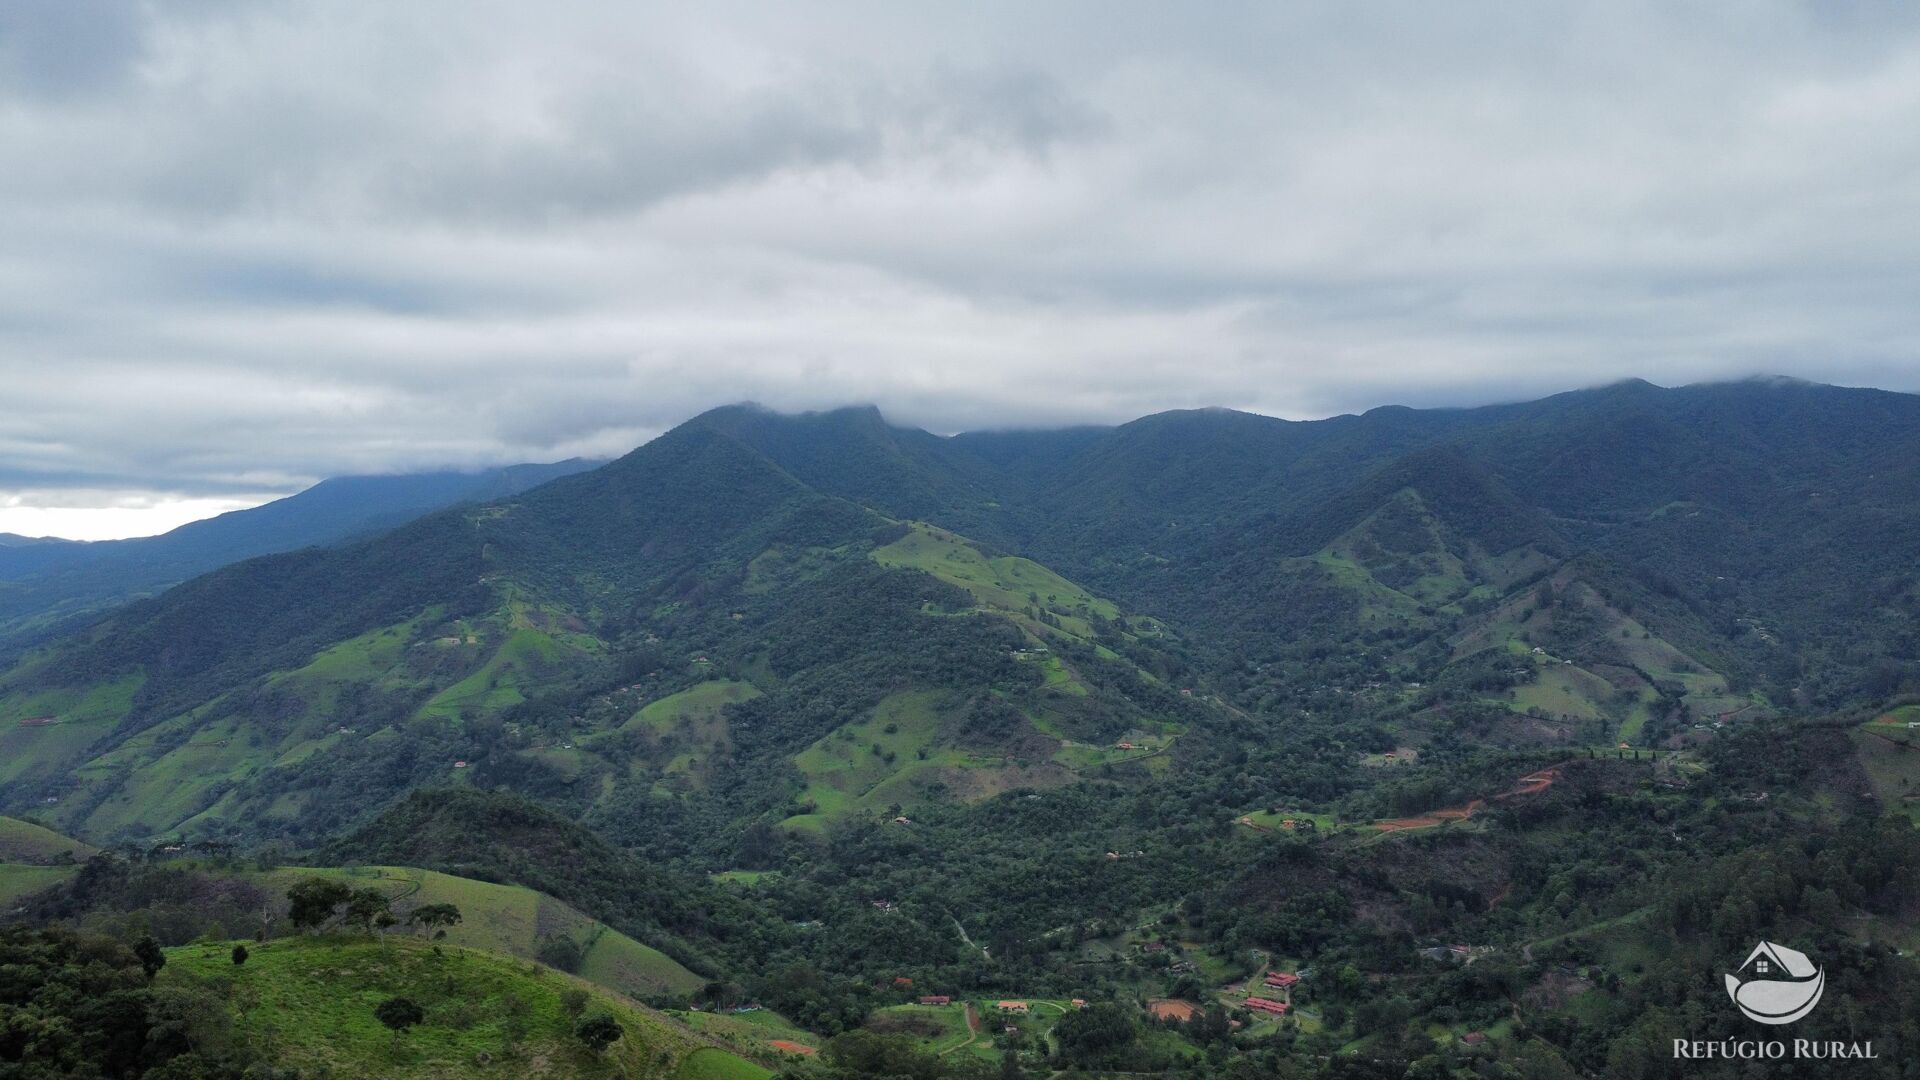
left=251, top=865, right=704, bottom=998
left=675, top=1046, right=775, bottom=1079
left=872, top=523, right=1119, bottom=640
left=163, top=935, right=733, bottom=1078
left=0, top=816, right=98, bottom=863
left=613, top=679, right=762, bottom=793
left=1508, top=665, right=1614, bottom=722
left=419, top=626, right=591, bottom=719
left=0, top=673, right=142, bottom=786
left=626, top=680, right=762, bottom=734
left=780, top=690, right=957, bottom=826
left=0, top=863, right=78, bottom=905
left=867, top=1002, right=975, bottom=1055
left=1852, top=724, right=1920, bottom=822
left=676, top=1006, right=817, bottom=1063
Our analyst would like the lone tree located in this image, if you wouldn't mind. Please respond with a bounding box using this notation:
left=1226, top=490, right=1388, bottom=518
left=231, top=944, right=249, bottom=966
left=575, top=1013, right=622, bottom=1053
left=133, top=935, right=166, bottom=981
left=374, top=997, right=426, bottom=1042
left=409, top=903, right=462, bottom=937
left=287, top=877, right=353, bottom=931
left=344, top=887, right=394, bottom=933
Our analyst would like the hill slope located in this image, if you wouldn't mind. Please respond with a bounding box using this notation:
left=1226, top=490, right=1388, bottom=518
left=0, top=459, right=596, bottom=649
left=160, top=935, right=767, bottom=1078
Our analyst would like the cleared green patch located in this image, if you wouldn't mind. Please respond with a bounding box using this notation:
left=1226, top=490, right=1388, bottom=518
left=419, top=627, right=590, bottom=719
left=1508, top=665, right=1614, bottom=723
left=1237, top=809, right=1339, bottom=833
left=1852, top=725, right=1920, bottom=822
left=0, top=673, right=142, bottom=785
left=676, top=1007, right=817, bottom=1065
left=676, top=1046, right=776, bottom=1080
left=0, top=863, right=77, bottom=905
left=783, top=690, right=952, bottom=825
left=628, top=680, right=762, bottom=733
left=252, top=866, right=703, bottom=998
left=163, top=935, right=718, bottom=1078
left=873, top=523, right=1118, bottom=639
left=709, top=869, right=779, bottom=885
left=868, top=1002, right=975, bottom=1055
left=0, top=816, right=98, bottom=863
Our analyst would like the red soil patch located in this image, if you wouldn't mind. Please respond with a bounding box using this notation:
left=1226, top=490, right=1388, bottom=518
left=1148, top=999, right=1198, bottom=1021
left=1373, top=767, right=1562, bottom=832
left=769, top=1040, right=817, bottom=1056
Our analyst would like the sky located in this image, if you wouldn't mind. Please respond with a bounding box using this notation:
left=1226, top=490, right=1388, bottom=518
left=5, top=2, right=1920, bottom=540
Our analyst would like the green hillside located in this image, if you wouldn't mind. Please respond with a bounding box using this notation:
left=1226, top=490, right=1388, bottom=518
left=0, top=815, right=98, bottom=864
left=160, top=935, right=759, bottom=1078
left=252, top=866, right=703, bottom=998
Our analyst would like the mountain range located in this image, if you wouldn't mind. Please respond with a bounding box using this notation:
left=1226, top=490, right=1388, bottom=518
left=0, top=459, right=597, bottom=650
left=3, top=376, right=1918, bottom=1077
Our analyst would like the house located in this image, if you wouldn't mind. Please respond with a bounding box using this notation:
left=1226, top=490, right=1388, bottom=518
left=1462, top=1032, right=1487, bottom=1046
left=1245, top=997, right=1289, bottom=1016
left=1140, top=942, right=1166, bottom=953
left=452, top=760, right=469, bottom=769
left=1383, top=752, right=1396, bottom=760
left=892, top=977, right=913, bottom=988
left=1264, top=972, right=1300, bottom=989
left=18, top=716, right=57, bottom=727
left=995, top=1001, right=1029, bottom=1013
left=1070, top=998, right=1088, bottom=1009
left=1115, top=741, right=1137, bottom=750
left=919, top=995, right=951, bottom=1006
left=892, top=816, right=913, bottom=825
left=872, top=900, right=895, bottom=912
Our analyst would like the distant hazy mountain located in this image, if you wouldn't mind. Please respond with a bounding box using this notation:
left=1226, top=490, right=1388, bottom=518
left=0, top=459, right=597, bottom=645
left=0, top=533, right=80, bottom=549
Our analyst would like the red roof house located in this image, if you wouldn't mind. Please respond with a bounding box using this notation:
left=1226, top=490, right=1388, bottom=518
left=1245, top=997, right=1290, bottom=1016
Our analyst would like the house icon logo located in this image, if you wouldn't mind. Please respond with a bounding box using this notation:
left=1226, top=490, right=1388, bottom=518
left=1725, top=941, right=1824, bottom=1025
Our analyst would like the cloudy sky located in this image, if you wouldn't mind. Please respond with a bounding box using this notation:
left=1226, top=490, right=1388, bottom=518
left=5, top=2, right=1920, bottom=538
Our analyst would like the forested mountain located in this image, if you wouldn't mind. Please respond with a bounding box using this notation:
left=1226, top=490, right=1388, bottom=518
left=4, top=378, right=1918, bottom=1078
left=0, top=459, right=596, bottom=650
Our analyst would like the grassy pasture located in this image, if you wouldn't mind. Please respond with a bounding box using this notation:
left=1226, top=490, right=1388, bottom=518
left=0, top=815, right=98, bottom=863
left=872, top=523, right=1118, bottom=639
left=868, top=1002, right=975, bottom=1054
left=676, top=1047, right=775, bottom=1079
left=1852, top=725, right=1920, bottom=822
left=0, top=863, right=78, bottom=905
left=163, top=935, right=726, bottom=1078
left=252, top=865, right=703, bottom=998
left=0, top=673, right=142, bottom=786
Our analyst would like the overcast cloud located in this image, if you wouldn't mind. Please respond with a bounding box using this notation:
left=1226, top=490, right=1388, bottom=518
left=5, top=1, right=1920, bottom=538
